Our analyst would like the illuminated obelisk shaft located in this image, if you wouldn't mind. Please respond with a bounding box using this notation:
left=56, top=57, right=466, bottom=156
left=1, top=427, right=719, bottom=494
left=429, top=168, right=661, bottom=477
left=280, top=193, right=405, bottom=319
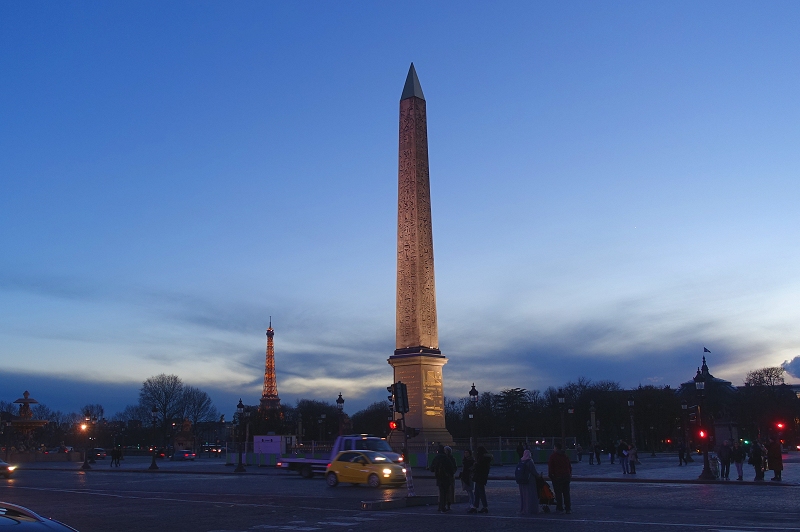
left=389, top=64, right=452, bottom=444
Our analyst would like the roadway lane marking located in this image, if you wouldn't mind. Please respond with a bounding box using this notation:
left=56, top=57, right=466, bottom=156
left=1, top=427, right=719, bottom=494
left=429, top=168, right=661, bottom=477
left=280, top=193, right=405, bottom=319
left=7, top=486, right=370, bottom=515
left=379, top=511, right=800, bottom=530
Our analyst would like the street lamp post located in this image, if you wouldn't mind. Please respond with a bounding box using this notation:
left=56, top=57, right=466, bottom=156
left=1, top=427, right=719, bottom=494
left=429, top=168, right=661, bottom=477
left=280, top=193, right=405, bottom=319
left=589, top=400, right=598, bottom=449
left=149, top=406, right=159, bottom=470
left=650, top=425, right=656, bottom=457
left=469, top=384, right=478, bottom=452
left=80, top=417, right=92, bottom=470
left=627, top=395, right=635, bottom=446
left=336, top=393, right=345, bottom=435
left=557, top=390, right=566, bottom=445
left=696, top=376, right=714, bottom=480
left=235, top=399, right=246, bottom=473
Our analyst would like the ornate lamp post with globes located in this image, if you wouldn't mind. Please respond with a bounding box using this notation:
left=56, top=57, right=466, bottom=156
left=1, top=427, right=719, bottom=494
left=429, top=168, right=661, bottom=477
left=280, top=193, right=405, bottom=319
left=696, top=374, right=714, bottom=480
left=469, top=384, right=478, bottom=452
left=557, top=390, right=566, bottom=445
left=235, top=399, right=246, bottom=473
left=627, top=395, right=636, bottom=446
left=149, top=405, right=159, bottom=470
left=80, top=416, right=92, bottom=470
left=336, top=393, right=345, bottom=435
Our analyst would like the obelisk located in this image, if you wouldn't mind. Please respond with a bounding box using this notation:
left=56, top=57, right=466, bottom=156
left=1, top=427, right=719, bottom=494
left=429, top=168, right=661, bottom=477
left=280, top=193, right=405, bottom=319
left=388, top=64, right=452, bottom=445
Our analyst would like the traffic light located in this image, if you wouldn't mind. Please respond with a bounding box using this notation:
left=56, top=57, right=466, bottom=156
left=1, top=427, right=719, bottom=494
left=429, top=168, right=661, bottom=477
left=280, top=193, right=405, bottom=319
left=405, top=426, right=420, bottom=438
left=698, top=429, right=707, bottom=440
left=395, top=382, right=409, bottom=414
left=387, top=384, right=396, bottom=405
left=388, top=420, right=398, bottom=431
left=776, top=422, right=785, bottom=431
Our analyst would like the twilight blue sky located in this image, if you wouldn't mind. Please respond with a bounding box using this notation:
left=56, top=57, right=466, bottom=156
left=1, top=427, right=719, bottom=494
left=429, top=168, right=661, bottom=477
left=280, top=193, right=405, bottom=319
left=2, top=1, right=799, bottom=418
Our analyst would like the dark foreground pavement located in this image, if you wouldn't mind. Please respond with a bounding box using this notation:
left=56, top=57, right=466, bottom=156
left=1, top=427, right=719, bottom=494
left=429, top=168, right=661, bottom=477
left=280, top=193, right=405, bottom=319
left=3, top=456, right=800, bottom=531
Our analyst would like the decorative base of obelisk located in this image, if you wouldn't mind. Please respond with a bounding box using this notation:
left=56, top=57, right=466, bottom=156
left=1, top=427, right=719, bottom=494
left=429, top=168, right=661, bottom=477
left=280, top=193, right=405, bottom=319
left=387, top=351, right=453, bottom=447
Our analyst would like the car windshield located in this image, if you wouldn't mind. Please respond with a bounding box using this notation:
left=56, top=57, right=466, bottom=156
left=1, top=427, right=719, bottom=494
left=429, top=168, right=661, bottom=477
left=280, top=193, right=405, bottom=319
left=353, top=439, right=393, bottom=452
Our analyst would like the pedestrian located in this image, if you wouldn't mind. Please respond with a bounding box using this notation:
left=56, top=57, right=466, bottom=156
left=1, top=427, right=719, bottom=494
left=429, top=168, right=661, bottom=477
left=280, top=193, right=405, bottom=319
left=473, top=446, right=492, bottom=514
left=460, top=449, right=476, bottom=513
left=430, top=445, right=456, bottom=512
left=593, top=443, right=601, bottom=465
left=588, top=443, right=594, bottom=465
left=576, top=443, right=583, bottom=462
left=608, top=442, right=615, bottom=465
left=766, top=437, right=783, bottom=482
left=732, top=440, right=746, bottom=481
left=515, top=449, right=539, bottom=515
left=749, top=441, right=764, bottom=481
left=444, top=446, right=457, bottom=510
left=516, top=442, right=524, bottom=459
left=678, top=442, right=689, bottom=465
left=717, top=440, right=732, bottom=480
left=618, top=440, right=629, bottom=474
left=548, top=442, right=572, bottom=514
left=628, top=445, right=637, bottom=474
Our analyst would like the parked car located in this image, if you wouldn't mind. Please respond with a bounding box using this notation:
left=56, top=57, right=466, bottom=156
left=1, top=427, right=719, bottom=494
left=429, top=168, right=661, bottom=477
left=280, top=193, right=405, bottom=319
left=325, top=451, right=406, bottom=488
left=1, top=460, right=16, bottom=478
left=89, top=448, right=106, bottom=460
left=0, top=501, right=78, bottom=530
left=171, top=450, right=196, bottom=461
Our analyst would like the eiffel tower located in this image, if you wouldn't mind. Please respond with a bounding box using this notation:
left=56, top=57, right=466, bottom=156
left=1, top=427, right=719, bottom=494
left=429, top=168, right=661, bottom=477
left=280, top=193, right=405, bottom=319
left=260, top=317, right=281, bottom=412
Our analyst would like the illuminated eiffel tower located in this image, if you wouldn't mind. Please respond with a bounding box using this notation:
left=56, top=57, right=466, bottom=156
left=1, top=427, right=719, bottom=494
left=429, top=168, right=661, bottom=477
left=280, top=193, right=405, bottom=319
left=260, top=318, right=281, bottom=412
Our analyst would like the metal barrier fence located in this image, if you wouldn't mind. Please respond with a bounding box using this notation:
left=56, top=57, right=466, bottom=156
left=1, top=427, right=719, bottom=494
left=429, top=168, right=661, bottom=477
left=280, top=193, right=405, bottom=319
left=226, top=436, right=578, bottom=467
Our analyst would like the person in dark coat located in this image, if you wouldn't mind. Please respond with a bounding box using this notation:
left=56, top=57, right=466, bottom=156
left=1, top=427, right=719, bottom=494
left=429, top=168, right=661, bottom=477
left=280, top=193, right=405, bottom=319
left=460, top=449, right=476, bottom=512
left=515, top=449, right=539, bottom=515
left=473, top=446, right=493, bottom=513
left=593, top=443, right=601, bottom=465
left=717, top=440, right=732, bottom=480
left=767, top=438, right=783, bottom=481
left=732, top=440, right=746, bottom=481
left=444, top=446, right=457, bottom=510
left=548, top=442, right=572, bottom=514
left=430, top=445, right=456, bottom=512
left=678, top=441, right=687, bottom=465
left=516, top=442, right=525, bottom=459
left=749, top=441, right=764, bottom=481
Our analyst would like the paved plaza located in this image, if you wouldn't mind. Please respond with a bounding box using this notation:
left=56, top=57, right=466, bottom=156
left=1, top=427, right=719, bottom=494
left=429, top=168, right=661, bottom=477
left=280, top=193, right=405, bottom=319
left=2, top=453, right=799, bottom=531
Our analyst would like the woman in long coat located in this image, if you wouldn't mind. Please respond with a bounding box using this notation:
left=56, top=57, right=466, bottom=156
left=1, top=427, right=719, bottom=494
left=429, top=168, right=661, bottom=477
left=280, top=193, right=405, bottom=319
left=473, top=446, right=493, bottom=513
left=766, top=438, right=783, bottom=481
left=516, top=450, right=539, bottom=515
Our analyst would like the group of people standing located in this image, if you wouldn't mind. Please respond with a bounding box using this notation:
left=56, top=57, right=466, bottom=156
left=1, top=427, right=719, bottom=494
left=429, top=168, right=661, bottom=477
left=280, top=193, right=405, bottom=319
left=429, top=445, right=491, bottom=513
left=714, top=438, right=783, bottom=481
left=429, top=443, right=573, bottom=516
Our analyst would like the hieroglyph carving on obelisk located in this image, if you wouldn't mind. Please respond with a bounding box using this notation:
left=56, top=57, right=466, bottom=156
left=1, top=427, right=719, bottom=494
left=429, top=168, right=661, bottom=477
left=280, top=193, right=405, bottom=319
left=389, top=64, right=451, bottom=444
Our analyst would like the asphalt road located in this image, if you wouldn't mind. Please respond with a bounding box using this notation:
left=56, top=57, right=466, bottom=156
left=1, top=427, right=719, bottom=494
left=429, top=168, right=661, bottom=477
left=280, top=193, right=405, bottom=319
left=2, top=462, right=799, bottom=531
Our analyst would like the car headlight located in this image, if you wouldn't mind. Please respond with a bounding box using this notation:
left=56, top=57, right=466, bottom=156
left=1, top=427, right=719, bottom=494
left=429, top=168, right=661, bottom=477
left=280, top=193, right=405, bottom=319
left=7, top=466, right=16, bottom=471
left=383, top=468, right=392, bottom=475
left=402, top=468, right=407, bottom=473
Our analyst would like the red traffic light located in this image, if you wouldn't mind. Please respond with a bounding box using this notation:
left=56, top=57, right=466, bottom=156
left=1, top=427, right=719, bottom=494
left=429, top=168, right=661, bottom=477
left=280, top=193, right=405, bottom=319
left=698, top=430, right=706, bottom=439
left=776, top=422, right=784, bottom=430
left=388, top=421, right=398, bottom=431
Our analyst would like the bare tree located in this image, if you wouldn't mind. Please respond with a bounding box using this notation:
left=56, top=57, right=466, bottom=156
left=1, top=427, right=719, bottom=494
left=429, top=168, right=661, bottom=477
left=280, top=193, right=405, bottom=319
left=139, top=374, right=185, bottom=429
left=80, top=404, right=105, bottom=420
left=112, top=404, right=150, bottom=423
left=745, top=367, right=786, bottom=387
left=182, top=386, right=219, bottom=427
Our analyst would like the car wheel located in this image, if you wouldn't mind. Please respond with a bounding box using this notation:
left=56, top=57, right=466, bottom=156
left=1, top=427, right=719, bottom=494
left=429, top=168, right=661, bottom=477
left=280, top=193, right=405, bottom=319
left=326, top=472, right=339, bottom=487
left=367, top=474, right=380, bottom=488
left=300, top=465, right=313, bottom=479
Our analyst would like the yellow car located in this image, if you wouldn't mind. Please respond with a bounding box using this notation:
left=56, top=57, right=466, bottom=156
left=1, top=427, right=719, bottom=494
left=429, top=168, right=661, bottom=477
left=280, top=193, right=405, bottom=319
left=325, top=450, right=406, bottom=488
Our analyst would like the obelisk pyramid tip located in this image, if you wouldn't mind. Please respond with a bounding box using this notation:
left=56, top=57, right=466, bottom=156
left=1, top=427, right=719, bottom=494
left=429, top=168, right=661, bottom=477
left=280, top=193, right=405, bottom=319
left=400, top=63, right=425, bottom=101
